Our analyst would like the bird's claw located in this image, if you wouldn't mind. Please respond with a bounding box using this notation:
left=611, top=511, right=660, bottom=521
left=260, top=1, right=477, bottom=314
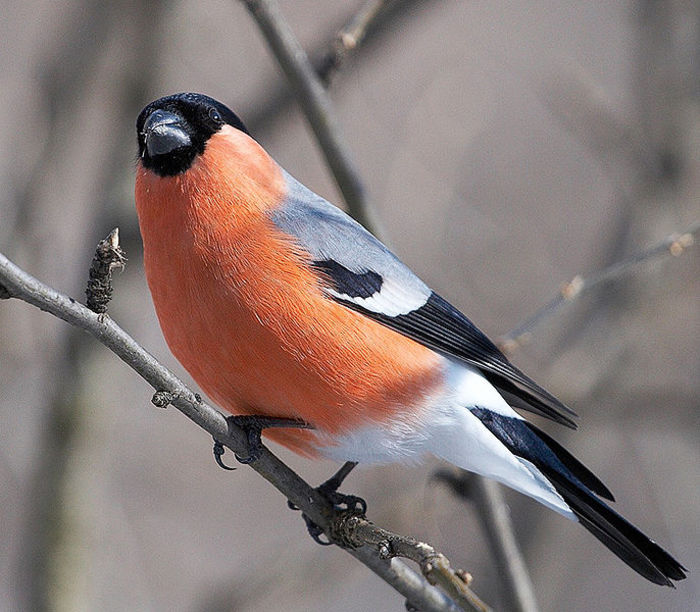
left=319, top=487, right=367, bottom=516
left=287, top=504, right=338, bottom=546
left=296, top=489, right=368, bottom=545
left=213, top=415, right=313, bottom=468
left=233, top=418, right=266, bottom=464
left=290, top=461, right=366, bottom=545
left=212, top=439, right=236, bottom=470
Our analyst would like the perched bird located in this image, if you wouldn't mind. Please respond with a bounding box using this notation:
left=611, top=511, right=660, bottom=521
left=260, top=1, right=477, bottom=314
left=134, top=92, right=686, bottom=586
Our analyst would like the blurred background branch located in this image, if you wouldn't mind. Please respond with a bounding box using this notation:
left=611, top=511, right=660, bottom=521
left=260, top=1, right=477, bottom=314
left=434, top=471, right=539, bottom=612
left=316, top=0, right=400, bottom=85
left=243, top=0, right=434, bottom=133
left=499, top=222, right=698, bottom=354
left=242, top=0, right=380, bottom=232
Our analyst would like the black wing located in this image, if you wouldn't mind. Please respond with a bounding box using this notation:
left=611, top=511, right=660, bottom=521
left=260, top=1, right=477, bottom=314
left=314, top=258, right=578, bottom=429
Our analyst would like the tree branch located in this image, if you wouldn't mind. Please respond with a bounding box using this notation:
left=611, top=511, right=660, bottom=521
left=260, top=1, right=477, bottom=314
left=317, top=0, right=399, bottom=85
left=435, top=470, right=540, bottom=612
left=241, top=0, right=383, bottom=234
left=333, top=514, right=489, bottom=611
left=243, top=0, right=433, bottom=135
left=498, top=222, right=698, bottom=353
left=0, top=246, right=489, bottom=612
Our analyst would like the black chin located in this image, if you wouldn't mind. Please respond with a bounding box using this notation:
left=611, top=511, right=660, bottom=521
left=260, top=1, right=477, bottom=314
left=144, top=145, right=199, bottom=177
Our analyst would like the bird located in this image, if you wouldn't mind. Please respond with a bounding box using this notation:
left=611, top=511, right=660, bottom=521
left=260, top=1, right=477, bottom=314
left=134, top=92, right=686, bottom=587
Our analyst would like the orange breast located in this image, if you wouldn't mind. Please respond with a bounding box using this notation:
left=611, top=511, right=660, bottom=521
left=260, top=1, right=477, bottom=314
left=135, top=127, right=443, bottom=456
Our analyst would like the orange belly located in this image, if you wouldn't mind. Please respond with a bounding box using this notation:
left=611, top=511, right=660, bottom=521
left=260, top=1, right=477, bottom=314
left=135, top=153, right=443, bottom=456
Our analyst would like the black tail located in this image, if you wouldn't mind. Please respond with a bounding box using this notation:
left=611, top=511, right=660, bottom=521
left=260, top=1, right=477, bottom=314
left=544, top=469, right=687, bottom=586
left=471, top=407, right=687, bottom=586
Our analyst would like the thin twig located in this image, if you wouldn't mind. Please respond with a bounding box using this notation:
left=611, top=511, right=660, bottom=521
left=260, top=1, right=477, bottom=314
left=241, top=0, right=382, bottom=234
left=334, top=514, right=490, bottom=612
left=317, top=0, right=398, bottom=85
left=435, top=470, right=539, bottom=612
left=499, top=222, right=698, bottom=354
left=468, top=479, right=538, bottom=612
left=0, top=249, right=487, bottom=612
left=243, top=0, right=432, bottom=135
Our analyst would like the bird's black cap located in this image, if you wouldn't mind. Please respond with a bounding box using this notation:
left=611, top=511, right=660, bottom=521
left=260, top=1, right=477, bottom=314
left=137, top=93, right=249, bottom=177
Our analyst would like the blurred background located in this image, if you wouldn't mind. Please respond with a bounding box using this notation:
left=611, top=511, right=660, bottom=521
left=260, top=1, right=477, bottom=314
left=1, top=1, right=698, bottom=611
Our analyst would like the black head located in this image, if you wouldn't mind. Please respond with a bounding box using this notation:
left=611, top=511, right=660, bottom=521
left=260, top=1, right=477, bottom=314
left=136, top=93, right=249, bottom=177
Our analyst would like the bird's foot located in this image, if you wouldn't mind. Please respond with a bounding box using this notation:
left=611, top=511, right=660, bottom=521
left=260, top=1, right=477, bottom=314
left=289, top=461, right=366, bottom=545
left=213, top=415, right=313, bottom=469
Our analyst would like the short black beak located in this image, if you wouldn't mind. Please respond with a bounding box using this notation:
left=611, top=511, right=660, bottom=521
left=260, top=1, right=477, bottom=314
left=143, top=109, right=191, bottom=157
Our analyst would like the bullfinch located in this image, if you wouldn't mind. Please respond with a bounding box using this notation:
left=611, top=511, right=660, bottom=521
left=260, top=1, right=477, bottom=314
left=134, top=92, right=686, bottom=586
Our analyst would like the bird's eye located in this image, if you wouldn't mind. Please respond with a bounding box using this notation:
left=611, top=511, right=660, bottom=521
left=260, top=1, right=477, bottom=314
left=208, top=108, right=222, bottom=123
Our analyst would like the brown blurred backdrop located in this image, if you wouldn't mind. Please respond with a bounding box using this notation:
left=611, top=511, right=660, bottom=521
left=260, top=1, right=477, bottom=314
left=1, top=2, right=698, bottom=611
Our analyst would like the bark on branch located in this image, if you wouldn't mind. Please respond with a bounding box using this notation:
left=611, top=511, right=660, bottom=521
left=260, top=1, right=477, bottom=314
left=333, top=514, right=488, bottom=612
